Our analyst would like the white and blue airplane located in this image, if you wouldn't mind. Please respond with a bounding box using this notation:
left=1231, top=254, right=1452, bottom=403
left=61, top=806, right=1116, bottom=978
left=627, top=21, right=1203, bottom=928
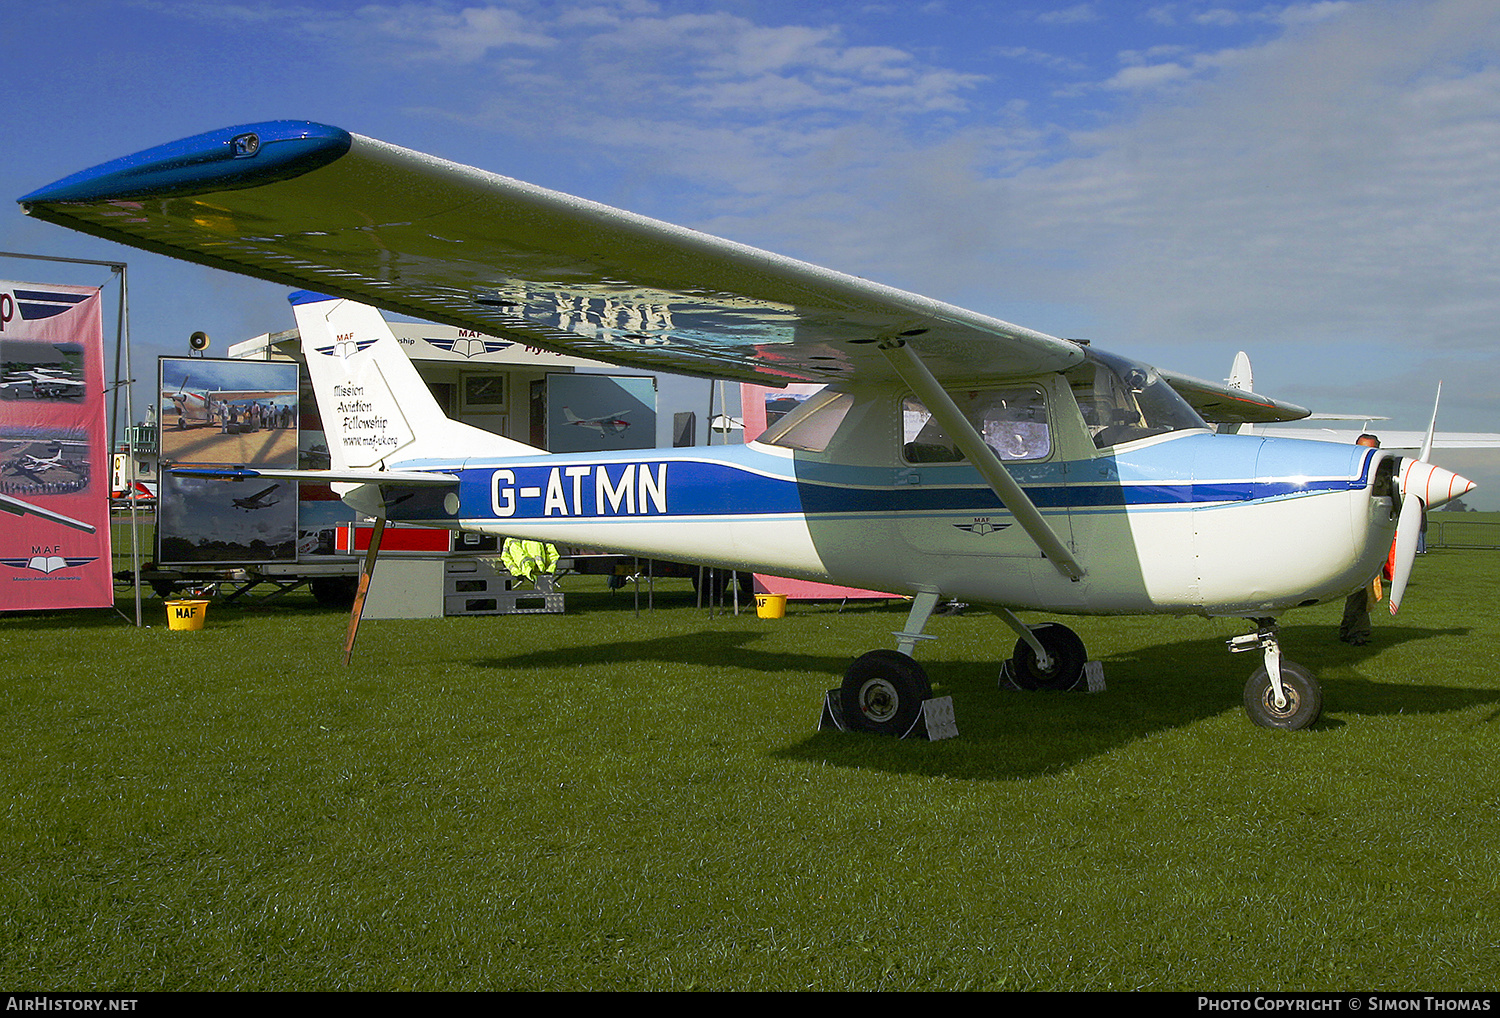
left=19, top=121, right=1477, bottom=732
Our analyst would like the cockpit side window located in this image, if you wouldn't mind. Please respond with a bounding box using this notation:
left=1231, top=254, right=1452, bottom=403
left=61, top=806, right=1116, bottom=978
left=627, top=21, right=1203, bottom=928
left=757, top=389, right=853, bottom=452
left=901, top=386, right=1052, bottom=463
left=1067, top=350, right=1207, bottom=449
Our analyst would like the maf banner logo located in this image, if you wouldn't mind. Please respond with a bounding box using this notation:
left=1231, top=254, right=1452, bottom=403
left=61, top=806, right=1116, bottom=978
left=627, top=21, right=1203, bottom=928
left=0, top=287, right=92, bottom=330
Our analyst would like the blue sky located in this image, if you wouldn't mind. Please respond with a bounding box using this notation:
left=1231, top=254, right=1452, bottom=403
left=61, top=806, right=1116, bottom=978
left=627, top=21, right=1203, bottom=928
left=3, top=0, right=1497, bottom=504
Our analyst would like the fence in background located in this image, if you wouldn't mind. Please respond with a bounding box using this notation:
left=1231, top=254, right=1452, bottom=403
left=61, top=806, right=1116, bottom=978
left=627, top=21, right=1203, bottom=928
left=1426, top=512, right=1500, bottom=550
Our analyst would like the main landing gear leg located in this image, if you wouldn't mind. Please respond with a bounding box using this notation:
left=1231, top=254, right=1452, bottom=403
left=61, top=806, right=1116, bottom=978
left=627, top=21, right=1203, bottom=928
left=1229, top=620, right=1322, bottom=730
left=837, top=590, right=940, bottom=734
left=893, top=590, right=942, bottom=657
left=993, top=608, right=1088, bottom=691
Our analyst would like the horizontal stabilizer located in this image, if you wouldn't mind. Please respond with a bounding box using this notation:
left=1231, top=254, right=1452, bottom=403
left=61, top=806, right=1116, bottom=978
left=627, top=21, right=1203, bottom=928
left=170, top=466, right=459, bottom=486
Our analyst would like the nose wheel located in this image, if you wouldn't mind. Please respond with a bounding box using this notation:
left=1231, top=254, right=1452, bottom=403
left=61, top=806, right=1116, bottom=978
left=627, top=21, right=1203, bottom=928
left=1230, top=622, right=1322, bottom=730
left=1243, top=661, right=1321, bottom=729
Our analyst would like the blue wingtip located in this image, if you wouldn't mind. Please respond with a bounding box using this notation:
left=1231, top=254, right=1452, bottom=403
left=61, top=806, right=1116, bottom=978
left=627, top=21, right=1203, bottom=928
left=19, top=121, right=351, bottom=204
left=288, top=290, right=338, bottom=306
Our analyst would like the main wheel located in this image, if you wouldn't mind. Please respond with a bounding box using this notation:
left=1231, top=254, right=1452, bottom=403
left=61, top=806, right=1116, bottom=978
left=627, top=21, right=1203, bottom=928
left=1009, top=622, right=1087, bottom=690
left=1243, top=660, right=1321, bottom=730
left=839, top=649, right=932, bottom=736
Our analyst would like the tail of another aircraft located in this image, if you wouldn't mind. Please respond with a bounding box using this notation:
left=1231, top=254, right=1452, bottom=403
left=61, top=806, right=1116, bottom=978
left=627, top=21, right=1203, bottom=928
left=291, top=292, right=539, bottom=469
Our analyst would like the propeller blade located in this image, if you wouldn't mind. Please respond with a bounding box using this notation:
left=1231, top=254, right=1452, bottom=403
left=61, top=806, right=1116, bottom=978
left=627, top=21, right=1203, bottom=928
left=1420, top=382, right=1440, bottom=463
left=1387, top=456, right=1476, bottom=616
left=1383, top=385, right=1476, bottom=617
left=1388, top=492, right=1424, bottom=616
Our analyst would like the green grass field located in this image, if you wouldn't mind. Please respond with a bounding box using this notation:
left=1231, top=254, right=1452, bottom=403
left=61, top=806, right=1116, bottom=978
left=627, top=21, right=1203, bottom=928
left=3, top=550, right=1498, bottom=991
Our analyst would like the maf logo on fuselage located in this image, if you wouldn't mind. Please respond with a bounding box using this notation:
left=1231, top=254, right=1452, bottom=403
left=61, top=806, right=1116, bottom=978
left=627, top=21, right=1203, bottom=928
left=954, top=517, right=1012, bottom=536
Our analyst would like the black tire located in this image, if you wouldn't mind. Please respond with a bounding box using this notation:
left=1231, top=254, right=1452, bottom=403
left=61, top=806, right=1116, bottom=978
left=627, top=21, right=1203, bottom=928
left=1243, top=660, right=1321, bottom=730
left=839, top=649, right=932, bottom=736
left=1009, top=622, right=1087, bottom=690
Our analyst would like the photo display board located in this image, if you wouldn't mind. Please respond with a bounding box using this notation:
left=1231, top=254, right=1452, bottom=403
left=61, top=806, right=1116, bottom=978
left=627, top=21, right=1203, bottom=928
left=0, top=280, right=112, bottom=611
left=545, top=373, right=657, bottom=453
left=156, top=357, right=300, bottom=566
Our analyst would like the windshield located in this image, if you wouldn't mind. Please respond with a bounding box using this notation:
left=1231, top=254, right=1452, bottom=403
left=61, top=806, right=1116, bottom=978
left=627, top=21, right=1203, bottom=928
left=1067, top=349, right=1207, bottom=449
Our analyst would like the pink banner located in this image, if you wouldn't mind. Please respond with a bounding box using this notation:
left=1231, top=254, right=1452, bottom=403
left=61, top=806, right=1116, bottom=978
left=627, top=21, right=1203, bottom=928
left=1, top=281, right=113, bottom=610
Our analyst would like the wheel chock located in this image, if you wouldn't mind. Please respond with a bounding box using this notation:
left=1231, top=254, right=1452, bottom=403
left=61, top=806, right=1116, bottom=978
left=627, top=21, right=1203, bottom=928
left=998, top=660, right=1105, bottom=691
left=820, top=691, right=958, bottom=740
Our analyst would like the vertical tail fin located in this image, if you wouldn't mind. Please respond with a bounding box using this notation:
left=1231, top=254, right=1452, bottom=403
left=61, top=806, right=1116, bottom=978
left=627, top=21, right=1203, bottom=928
left=1218, top=351, right=1254, bottom=435
left=291, top=292, right=538, bottom=469
left=1226, top=351, right=1252, bottom=393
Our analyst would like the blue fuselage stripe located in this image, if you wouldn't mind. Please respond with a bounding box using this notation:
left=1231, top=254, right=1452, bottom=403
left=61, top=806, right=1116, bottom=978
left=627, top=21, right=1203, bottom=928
left=384, top=456, right=1369, bottom=524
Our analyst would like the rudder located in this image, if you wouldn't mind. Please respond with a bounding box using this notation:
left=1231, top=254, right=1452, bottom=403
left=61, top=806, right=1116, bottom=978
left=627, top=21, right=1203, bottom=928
left=291, top=291, right=537, bottom=470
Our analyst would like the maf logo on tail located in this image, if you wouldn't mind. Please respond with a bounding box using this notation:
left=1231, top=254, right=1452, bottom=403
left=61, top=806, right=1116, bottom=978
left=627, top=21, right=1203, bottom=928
left=311, top=331, right=378, bottom=360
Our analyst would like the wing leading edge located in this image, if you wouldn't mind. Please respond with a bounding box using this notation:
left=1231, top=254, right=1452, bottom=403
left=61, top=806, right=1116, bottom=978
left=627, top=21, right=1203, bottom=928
left=20, top=120, right=1084, bottom=387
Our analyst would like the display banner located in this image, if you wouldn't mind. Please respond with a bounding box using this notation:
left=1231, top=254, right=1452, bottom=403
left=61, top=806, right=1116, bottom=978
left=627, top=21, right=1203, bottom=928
left=0, top=280, right=112, bottom=610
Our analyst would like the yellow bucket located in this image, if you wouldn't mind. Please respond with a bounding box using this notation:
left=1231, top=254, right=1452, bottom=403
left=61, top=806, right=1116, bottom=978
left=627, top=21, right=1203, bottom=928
left=755, top=594, right=787, bottom=619
left=165, top=599, right=210, bottom=631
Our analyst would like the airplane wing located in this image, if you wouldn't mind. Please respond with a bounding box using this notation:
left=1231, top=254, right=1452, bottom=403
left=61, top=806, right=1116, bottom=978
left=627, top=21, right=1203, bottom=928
left=1159, top=369, right=1310, bottom=425
left=20, top=121, right=1085, bottom=387
left=0, top=493, right=96, bottom=533
left=1258, top=427, right=1500, bottom=449
left=161, top=389, right=290, bottom=402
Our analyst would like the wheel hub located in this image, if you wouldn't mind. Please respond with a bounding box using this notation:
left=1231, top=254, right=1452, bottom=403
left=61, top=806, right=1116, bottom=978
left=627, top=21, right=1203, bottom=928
left=858, top=678, right=899, bottom=723
left=1260, top=683, right=1300, bottom=718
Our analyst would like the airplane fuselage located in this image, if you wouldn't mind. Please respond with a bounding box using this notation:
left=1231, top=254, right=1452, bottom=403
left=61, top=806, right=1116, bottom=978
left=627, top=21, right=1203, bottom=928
left=364, top=427, right=1393, bottom=621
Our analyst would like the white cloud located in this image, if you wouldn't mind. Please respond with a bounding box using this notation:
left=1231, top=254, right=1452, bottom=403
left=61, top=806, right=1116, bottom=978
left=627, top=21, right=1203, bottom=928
left=1275, top=1, right=1355, bottom=26
left=1035, top=3, right=1100, bottom=26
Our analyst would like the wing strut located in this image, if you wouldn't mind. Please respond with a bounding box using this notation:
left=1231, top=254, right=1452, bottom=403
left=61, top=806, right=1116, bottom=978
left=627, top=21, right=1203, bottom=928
left=879, top=339, right=1084, bottom=581
left=343, top=514, right=386, bottom=665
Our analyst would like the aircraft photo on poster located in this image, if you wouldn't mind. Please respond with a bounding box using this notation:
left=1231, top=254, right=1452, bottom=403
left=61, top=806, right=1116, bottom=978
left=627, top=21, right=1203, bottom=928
left=1, top=339, right=86, bottom=402
left=158, top=357, right=299, bottom=464
left=156, top=471, right=298, bottom=564
left=157, top=357, right=300, bottom=566
left=546, top=373, right=657, bottom=453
